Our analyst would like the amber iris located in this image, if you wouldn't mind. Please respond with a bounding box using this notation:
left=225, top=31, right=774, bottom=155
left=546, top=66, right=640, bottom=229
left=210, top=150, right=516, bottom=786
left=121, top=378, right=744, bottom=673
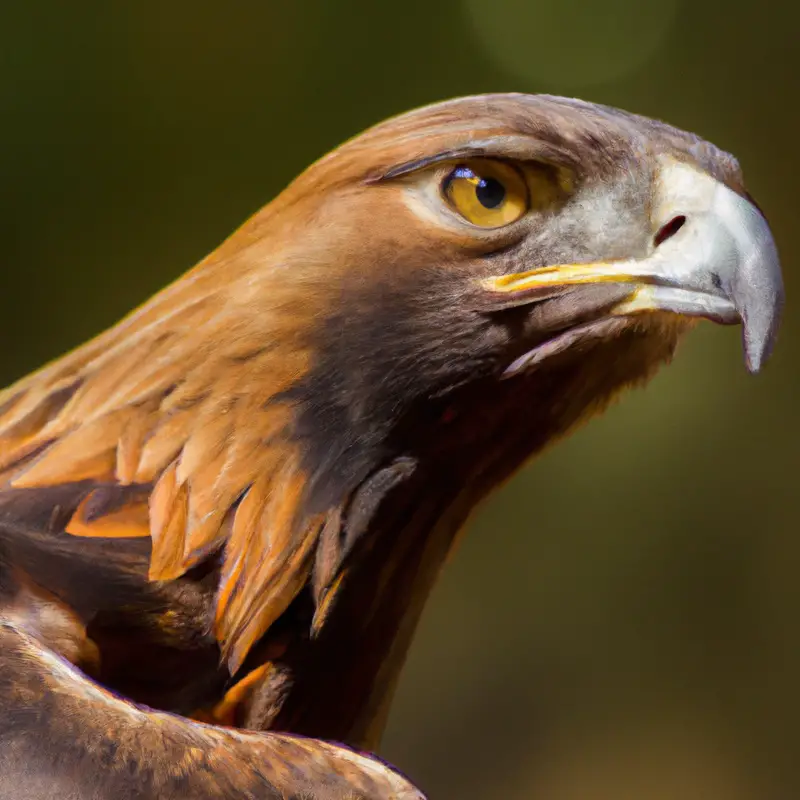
left=443, top=159, right=529, bottom=228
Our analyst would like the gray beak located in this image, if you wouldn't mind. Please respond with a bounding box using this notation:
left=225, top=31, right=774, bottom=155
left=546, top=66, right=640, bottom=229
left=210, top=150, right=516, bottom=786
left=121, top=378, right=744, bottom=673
left=482, top=158, right=785, bottom=373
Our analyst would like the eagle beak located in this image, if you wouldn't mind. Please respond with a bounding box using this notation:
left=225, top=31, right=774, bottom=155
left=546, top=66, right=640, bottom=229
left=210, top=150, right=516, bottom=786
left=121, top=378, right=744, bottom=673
left=483, top=158, right=784, bottom=373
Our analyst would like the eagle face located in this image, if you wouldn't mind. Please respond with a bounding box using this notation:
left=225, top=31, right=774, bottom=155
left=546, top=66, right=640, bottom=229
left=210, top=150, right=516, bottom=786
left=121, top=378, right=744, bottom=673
left=0, top=94, right=782, bottom=677
left=282, top=94, right=782, bottom=516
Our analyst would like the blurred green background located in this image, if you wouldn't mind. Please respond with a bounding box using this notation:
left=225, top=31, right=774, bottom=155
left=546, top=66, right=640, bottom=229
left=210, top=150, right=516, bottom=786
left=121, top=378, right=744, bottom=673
left=0, top=2, right=797, bottom=798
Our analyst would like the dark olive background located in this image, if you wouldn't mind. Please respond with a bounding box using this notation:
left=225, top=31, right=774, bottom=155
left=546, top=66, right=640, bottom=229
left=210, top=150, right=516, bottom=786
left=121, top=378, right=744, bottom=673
left=0, top=3, right=797, bottom=798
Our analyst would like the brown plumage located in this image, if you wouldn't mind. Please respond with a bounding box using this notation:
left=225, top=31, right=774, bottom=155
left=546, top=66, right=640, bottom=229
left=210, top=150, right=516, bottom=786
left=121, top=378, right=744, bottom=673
left=0, top=93, right=783, bottom=798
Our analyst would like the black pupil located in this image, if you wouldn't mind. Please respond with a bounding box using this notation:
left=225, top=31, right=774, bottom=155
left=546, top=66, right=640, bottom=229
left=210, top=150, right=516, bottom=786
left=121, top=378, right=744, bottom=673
left=475, top=177, right=505, bottom=209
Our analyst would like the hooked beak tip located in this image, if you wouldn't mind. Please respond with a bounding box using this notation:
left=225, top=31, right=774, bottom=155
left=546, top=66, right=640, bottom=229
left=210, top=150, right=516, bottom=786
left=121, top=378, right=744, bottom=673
left=725, top=203, right=785, bottom=374
left=742, top=290, right=785, bottom=374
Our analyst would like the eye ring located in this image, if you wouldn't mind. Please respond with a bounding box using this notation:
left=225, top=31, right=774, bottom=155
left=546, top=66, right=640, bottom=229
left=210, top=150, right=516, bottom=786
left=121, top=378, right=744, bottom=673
left=442, top=159, right=529, bottom=228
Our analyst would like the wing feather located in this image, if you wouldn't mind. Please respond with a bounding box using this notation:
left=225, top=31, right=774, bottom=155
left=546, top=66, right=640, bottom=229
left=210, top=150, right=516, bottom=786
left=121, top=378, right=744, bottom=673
left=0, top=619, right=426, bottom=799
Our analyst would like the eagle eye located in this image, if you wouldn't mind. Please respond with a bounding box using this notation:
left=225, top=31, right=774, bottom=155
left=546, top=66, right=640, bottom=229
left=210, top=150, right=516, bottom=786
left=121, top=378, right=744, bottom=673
left=442, top=159, right=529, bottom=228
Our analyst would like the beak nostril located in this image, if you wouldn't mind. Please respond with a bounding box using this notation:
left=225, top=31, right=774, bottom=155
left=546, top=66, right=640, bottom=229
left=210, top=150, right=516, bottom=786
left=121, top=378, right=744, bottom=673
left=654, top=215, right=686, bottom=247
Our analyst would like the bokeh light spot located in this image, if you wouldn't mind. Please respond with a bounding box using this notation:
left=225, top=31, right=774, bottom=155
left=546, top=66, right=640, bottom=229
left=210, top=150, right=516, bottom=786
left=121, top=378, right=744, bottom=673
left=462, top=0, right=680, bottom=89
